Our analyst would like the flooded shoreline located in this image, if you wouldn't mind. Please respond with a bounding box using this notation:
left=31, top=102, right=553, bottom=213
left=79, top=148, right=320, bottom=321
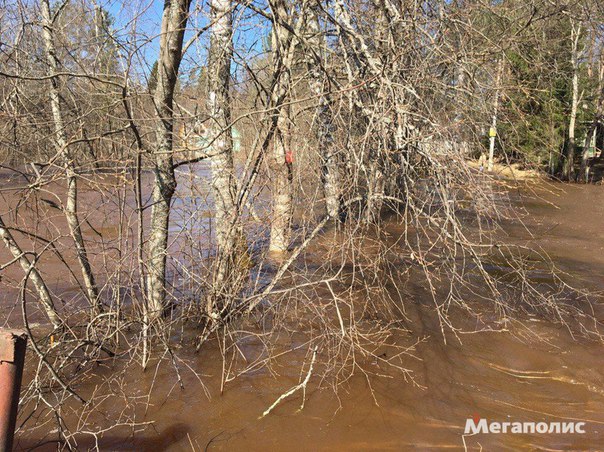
left=4, top=0, right=604, bottom=448
left=6, top=180, right=604, bottom=451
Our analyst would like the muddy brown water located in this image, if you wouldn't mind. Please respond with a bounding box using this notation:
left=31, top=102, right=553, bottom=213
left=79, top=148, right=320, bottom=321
left=4, top=177, right=604, bottom=451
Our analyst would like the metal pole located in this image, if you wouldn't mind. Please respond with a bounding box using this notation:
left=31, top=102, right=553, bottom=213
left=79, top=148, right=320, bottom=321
left=0, top=329, right=27, bottom=452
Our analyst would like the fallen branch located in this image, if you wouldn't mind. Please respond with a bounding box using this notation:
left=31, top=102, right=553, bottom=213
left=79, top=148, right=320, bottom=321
left=260, top=346, right=318, bottom=418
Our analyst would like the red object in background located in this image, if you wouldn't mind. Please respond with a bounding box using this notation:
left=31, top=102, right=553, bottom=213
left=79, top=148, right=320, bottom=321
left=285, top=151, right=294, bottom=164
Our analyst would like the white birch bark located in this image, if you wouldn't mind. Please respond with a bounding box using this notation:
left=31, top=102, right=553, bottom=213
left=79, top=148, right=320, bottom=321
left=206, top=0, right=245, bottom=317
left=268, top=0, right=298, bottom=253
left=305, top=8, right=341, bottom=220
left=146, top=0, right=191, bottom=318
left=565, top=21, right=581, bottom=180
left=487, top=58, right=504, bottom=172
left=40, top=0, right=100, bottom=312
left=332, top=0, right=386, bottom=220
left=0, top=215, right=62, bottom=329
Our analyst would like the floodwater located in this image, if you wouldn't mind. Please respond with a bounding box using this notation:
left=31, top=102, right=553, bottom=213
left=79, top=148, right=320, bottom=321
left=4, top=176, right=604, bottom=451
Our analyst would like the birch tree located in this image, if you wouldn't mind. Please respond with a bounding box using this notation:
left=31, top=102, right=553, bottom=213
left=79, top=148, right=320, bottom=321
left=330, top=0, right=391, bottom=220
left=305, top=6, right=341, bottom=220
left=564, top=20, right=582, bottom=180
left=268, top=0, right=299, bottom=253
left=206, top=0, right=245, bottom=318
left=146, top=0, right=192, bottom=319
left=487, top=58, right=504, bottom=172
left=40, top=0, right=101, bottom=313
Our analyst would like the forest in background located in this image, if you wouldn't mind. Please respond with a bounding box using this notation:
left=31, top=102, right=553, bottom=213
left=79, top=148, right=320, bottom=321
left=1, top=0, right=604, bottom=447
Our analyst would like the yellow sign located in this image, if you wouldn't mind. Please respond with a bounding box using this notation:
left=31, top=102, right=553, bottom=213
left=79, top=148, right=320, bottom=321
left=489, top=127, right=497, bottom=138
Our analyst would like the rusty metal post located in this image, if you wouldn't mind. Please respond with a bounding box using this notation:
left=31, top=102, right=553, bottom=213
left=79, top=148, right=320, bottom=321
left=0, top=329, right=27, bottom=452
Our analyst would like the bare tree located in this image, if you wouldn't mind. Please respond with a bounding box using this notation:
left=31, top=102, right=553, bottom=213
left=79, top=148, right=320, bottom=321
left=205, top=0, right=246, bottom=318
left=267, top=0, right=299, bottom=253
left=40, top=0, right=101, bottom=313
left=3, top=0, right=604, bottom=446
left=564, top=19, right=582, bottom=180
left=305, top=6, right=341, bottom=220
left=146, top=0, right=192, bottom=319
left=487, top=58, right=504, bottom=172
left=330, top=0, right=391, bottom=220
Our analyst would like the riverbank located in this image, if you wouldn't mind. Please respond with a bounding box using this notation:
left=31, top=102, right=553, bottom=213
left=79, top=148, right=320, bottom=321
left=466, top=159, right=543, bottom=181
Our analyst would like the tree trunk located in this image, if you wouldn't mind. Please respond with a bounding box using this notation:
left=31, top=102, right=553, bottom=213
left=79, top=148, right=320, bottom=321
left=487, top=58, right=504, bottom=172
left=332, top=0, right=387, bottom=220
left=306, top=8, right=341, bottom=220
left=564, top=21, right=581, bottom=181
left=268, top=0, right=296, bottom=253
left=269, top=108, right=294, bottom=252
left=579, top=60, right=603, bottom=182
left=40, top=0, right=100, bottom=313
left=206, top=0, right=246, bottom=318
left=146, top=0, right=191, bottom=319
left=0, top=215, right=62, bottom=329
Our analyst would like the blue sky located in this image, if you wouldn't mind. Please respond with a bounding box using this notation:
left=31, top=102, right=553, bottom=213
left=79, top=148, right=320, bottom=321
left=100, top=0, right=268, bottom=82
